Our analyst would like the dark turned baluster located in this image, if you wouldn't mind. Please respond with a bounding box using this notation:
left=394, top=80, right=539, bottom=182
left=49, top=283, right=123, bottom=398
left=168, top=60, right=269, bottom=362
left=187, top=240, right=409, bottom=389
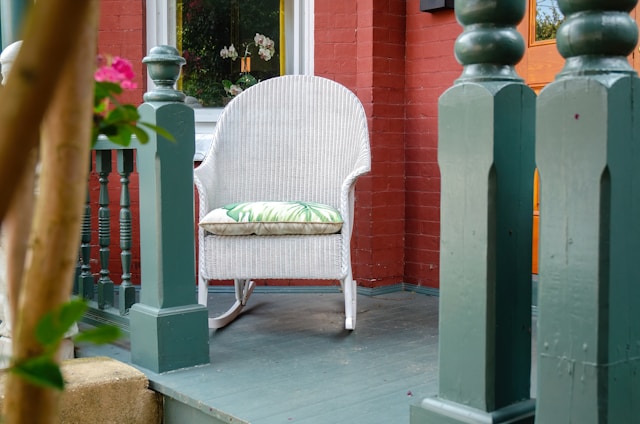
left=78, top=183, right=95, bottom=300
left=74, top=159, right=93, bottom=295
left=73, top=237, right=82, bottom=295
left=96, top=150, right=114, bottom=309
left=118, top=149, right=135, bottom=315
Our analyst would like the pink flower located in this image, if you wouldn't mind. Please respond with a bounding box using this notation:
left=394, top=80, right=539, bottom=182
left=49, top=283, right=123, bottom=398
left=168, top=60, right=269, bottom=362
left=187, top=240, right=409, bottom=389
left=94, top=55, right=137, bottom=90
left=112, top=57, right=135, bottom=80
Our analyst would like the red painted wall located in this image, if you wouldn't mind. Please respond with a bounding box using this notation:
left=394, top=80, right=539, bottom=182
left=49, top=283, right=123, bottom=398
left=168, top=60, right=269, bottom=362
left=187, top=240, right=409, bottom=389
left=98, top=0, right=145, bottom=105
left=96, top=0, right=145, bottom=284
left=404, top=3, right=460, bottom=288
left=95, top=1, right=463, bottom=290
left=316, top=1, right=460, bottom=289
left=316, top=0, right=407, bottom=288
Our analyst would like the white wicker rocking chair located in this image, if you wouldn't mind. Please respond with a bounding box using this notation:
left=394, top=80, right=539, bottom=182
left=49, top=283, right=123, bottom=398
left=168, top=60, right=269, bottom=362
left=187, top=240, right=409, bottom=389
left=194, top=75, right=371, bottom=330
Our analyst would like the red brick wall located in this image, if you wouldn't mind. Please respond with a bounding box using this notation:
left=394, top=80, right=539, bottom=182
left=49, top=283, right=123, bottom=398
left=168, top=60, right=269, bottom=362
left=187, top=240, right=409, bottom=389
left=96, top=1, right=146, bottom=284
left=98, top=0, right=146, bottom=105
left=316, top=1, right=460, bottom=289
left=404, top=2, right=460, bottom=288
left=94, top=1, right=463, bottom=290
left=316, top=0, right=407, bottom=289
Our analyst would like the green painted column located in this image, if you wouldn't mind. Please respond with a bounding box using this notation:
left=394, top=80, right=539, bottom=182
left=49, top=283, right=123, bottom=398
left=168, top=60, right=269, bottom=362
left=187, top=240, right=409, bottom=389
left=129, top=45, right=209, bottom=373
left=411, top=1, right=536, bottom=423
left=535, top=1, right=640, bottom=422
left=1, top=0, right=29, bottom=48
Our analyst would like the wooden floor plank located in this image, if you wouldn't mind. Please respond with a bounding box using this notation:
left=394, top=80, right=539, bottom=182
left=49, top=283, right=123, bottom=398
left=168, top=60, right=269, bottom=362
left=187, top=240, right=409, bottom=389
left=77, top=291, right=451, bottom=423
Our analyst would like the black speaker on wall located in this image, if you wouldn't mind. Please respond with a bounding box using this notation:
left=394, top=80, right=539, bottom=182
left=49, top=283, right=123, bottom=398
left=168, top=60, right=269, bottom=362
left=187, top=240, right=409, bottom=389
left=420, top=0, right=454, bottom=12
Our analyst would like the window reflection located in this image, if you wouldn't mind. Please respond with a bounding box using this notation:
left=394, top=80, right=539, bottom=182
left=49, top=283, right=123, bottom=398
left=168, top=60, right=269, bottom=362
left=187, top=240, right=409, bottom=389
left=177, top=0, right=281, bottom=107
left=535, top=0, right=564, bottom=42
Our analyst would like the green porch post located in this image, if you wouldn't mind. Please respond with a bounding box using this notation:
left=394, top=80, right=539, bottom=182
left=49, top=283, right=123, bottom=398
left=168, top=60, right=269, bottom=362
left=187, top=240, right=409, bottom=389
left=129, top=45, right=209, bottom=373
left=535, top=1, right=640, bottom=422
left=1, top=0, right=29, bottom=49
left=411, top=0, right=536, bottom=422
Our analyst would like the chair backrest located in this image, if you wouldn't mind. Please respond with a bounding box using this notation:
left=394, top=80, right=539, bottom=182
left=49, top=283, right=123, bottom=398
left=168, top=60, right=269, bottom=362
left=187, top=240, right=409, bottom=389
left=197, top=75, right=370, bottom=212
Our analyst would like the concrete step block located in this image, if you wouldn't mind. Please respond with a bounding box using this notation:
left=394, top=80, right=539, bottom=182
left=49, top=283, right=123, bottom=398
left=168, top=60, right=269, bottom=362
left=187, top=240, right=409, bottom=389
left=0, top=356, right=162, bottom=424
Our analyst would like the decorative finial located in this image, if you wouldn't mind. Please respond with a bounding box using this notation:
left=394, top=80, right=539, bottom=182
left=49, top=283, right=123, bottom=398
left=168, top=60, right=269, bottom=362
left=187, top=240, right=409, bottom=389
left=556, top=0, right=638, bottom=77
left=453, top=0, right=525, bottom=83
left=142, top=45, right=187, bottom=102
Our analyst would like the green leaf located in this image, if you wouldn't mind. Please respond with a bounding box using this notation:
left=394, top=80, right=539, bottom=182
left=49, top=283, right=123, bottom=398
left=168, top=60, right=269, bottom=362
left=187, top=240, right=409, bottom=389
left=94, top=101, right=107, bottom=115
left=10, top=357, right=65, bottom=390
left=130, top=125, right=150, bottom=144
left=236, top=73, right=257, bottom=87
left=104, top=105, right=140, bottom=125
left=94, top=81, right=122, bottom=105
left=74, top=325, right=121, bottom=345
left=36, top=300, right=87, bottom=347
left=106, top=125, right=134, bottom=146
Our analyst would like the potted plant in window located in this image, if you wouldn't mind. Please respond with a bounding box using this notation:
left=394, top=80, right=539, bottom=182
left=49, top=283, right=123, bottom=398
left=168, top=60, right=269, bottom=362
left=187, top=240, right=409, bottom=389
left=220, top=33, right=276, bottom=104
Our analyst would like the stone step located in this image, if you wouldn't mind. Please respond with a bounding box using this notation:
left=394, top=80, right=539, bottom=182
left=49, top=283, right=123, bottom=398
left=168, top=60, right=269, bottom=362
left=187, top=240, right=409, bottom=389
left=0, top=356, right=162, bottom=424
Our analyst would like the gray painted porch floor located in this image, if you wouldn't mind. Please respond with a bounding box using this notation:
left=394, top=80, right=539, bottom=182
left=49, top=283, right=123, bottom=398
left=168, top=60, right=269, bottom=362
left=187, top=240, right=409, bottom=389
left=77, top=291, right=536, bottom=424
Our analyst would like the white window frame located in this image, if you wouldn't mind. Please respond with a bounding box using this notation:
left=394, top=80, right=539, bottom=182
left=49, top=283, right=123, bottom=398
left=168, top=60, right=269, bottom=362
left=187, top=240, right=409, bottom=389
left=146, top=0, right=314, bottom=159
left=145, top=0, right=314, bottom=96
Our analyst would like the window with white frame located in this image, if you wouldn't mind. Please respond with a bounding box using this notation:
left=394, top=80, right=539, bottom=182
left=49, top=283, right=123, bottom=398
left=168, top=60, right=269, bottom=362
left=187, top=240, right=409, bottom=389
left=146, top=0, right=313, bottom=108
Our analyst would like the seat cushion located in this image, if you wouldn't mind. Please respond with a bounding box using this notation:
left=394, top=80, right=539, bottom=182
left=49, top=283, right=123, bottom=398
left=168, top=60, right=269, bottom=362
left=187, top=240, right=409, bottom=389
left=199, top=201, right=343, bottom=236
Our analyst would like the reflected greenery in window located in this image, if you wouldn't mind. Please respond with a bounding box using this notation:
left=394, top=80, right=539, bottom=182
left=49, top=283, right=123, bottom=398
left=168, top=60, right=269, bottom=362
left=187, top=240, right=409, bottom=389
left=535, top=0, right=564, bottom=42
left=178, top=0, right=280, bottom=107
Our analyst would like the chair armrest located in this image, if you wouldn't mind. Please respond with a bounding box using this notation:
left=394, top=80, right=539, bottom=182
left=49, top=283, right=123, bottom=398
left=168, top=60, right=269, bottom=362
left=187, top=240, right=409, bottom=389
left=339, top=162, right=371, bottom=241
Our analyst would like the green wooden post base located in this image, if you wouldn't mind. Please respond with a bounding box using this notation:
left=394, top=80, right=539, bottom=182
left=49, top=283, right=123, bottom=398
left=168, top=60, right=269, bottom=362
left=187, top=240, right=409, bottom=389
left=97, top=281, right=114, bottom=309
left=79, top=274, right=94, bottom=300
left=411, top=398, right=535, bottom=424
left=129, top=46, right=210, bottom=373
left=534, top=3, right=640, bottom=422
left=119, top=284, right=136, bottom=315
left=130, top=303, right=209, bottom=373
left=413, top=1, right=535, bottom=422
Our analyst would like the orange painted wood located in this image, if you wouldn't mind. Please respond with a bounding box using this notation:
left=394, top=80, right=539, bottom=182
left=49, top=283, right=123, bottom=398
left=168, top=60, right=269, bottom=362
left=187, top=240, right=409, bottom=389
left=532, top=170, right=540, bottom=274
left=518, top=1, right=563, bottom=275
left=519, top=1, right=640, bottom=276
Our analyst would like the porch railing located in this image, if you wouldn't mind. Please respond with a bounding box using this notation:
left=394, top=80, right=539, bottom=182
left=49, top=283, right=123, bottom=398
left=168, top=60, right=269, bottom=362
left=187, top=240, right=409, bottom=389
left=76, top=145, right=138, bottom=327
left=76, top=46, right=209, bottom=373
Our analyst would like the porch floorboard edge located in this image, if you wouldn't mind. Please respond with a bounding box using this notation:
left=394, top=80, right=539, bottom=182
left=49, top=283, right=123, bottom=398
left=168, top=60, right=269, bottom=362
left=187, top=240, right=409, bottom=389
left=77, top=291, right=442, bottom=423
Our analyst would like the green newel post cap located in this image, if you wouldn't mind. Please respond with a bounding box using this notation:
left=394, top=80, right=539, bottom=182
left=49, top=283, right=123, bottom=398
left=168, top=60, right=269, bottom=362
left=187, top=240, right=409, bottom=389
left=454, top=0, right=525, bottom=82
left=556, top=0, right=638, bottom=77
left=142, top=45, right=187, bottom=102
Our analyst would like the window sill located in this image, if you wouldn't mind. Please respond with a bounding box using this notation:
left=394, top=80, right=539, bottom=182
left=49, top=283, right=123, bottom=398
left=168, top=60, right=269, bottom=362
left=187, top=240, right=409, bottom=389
left=194, top=107, right=224, bottom=161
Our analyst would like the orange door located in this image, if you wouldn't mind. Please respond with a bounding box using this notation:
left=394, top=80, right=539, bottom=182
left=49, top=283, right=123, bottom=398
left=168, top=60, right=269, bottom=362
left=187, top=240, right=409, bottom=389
left=517, top=0, right=563, bottom=274
left=515, top=1, right=564, bottom=92
left=517, top=1, right=640, bottom=274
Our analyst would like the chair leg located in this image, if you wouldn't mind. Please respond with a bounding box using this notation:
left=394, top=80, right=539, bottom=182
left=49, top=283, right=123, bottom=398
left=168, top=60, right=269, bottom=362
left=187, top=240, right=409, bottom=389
left=209, top=279, right=256, bottom=329
left=342, top=273, right=357, bottom=330
left=198, top=275, right=209, bottom=306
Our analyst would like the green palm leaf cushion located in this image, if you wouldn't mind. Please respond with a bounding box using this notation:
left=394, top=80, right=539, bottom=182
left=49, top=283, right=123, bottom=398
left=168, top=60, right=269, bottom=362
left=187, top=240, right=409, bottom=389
left=199, top=201, right=343, bottom=235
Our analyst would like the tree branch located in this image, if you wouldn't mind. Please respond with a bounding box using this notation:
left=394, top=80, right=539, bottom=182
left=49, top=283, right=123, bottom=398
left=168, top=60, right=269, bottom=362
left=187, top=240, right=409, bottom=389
left=2, top=0, right=101, bottom=422
left=0, top=0, right=97, bottom=225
